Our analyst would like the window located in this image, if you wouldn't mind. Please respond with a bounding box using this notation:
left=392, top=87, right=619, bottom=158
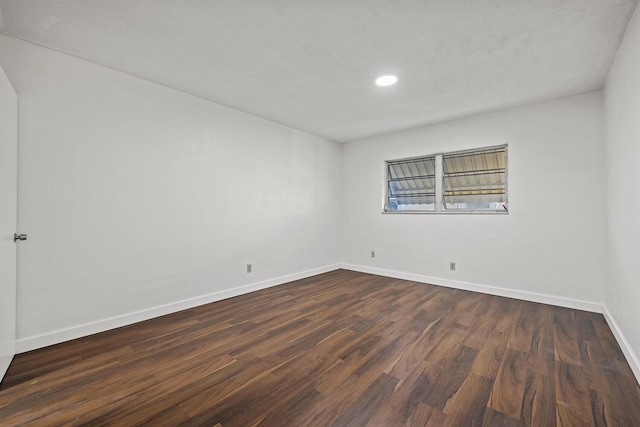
left=384, top=145, right=507, bottom=213
left=386, top=156, right=436, bottom=211
left=442, top=146, right=507, bottom=211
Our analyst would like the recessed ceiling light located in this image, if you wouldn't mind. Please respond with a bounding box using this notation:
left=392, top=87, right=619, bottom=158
left=376, top=75, right=398, bottom=87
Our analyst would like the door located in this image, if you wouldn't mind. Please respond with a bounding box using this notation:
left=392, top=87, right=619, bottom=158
left=0, top=64, right=17, bottom=382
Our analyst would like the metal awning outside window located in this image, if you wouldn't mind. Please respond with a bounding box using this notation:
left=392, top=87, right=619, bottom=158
left=387, top=156, right=436, bottom=210
left=443, top=146, right=506, bottom=210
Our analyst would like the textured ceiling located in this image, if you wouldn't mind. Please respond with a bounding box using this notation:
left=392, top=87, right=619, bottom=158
left=0, top=0, right=637, bottom=142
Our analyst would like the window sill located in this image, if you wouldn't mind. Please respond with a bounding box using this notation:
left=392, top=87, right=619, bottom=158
left=381, top=210, right=509, bottom=215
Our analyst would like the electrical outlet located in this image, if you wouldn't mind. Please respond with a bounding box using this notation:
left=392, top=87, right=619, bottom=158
left=450, top=262, right=456, bottom=271
left=371, top=250, right=376, bottom=258
left=246, top=264, right=252, bottom=273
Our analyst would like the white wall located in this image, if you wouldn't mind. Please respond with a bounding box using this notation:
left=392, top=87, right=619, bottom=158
left=0, top=35, right=341, bottom=351
left=603, top=5, right=640, bottom=380
left=342, top=92, right=604, bottom=310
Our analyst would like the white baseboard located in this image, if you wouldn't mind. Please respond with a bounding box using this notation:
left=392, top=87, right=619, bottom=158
left=16, top=263, right=341, bottom=354
left=340, top=263, right=602, bottom=313
left=602, top=305, right=640, bottom=384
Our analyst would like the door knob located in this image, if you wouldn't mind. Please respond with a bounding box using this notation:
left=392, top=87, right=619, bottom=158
left=14, top=233, right=27, bottom=242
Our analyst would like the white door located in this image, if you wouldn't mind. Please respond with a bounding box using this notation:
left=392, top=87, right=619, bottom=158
left=0, top=64, right=17, bottom=382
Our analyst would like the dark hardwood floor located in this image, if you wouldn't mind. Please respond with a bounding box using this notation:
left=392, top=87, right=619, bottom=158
left=1, top=269, right=639, bottom=426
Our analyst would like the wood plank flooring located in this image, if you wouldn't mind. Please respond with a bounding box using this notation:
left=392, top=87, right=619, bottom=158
left=1, top=269, right=639, bottom=426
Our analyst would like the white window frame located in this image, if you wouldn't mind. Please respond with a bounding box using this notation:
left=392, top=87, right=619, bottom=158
left=383, top=145, right=508, bottom=214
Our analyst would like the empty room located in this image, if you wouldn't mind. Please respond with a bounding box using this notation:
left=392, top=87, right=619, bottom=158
left=1, top=1, right=639, bottom=425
